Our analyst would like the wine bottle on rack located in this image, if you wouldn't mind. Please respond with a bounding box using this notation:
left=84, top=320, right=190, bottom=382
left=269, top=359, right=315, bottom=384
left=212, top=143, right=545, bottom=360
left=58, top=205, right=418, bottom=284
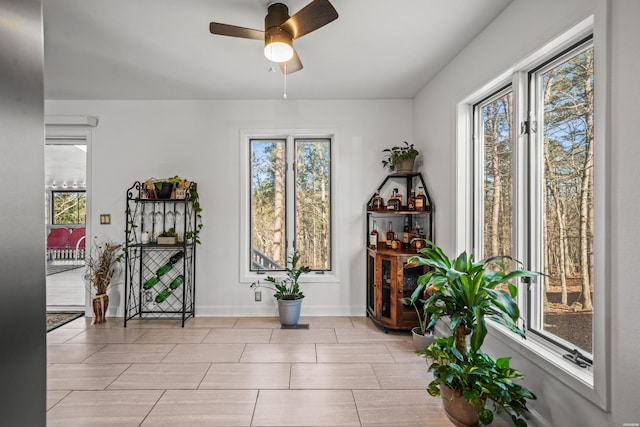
left=143, top=250, right=185, bottom=289
left=143, top=276, right=160, bottom=289
left=155, top=288, right=171, bottom=303
left=155, top=275, right=184, bottom=303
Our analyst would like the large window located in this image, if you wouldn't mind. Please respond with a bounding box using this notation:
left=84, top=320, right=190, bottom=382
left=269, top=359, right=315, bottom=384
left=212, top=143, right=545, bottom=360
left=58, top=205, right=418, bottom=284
left=249, top=137, right=331, bottom=271
left=473, top=38, right=594, bottom=359
left=52, top=190, right=86, bottom=225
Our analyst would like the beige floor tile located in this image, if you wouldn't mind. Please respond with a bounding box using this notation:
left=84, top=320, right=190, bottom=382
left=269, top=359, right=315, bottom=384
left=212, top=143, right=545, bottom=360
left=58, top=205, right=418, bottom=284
left=133, top=328, right=210, bottom=344
left=47, top=390, right=70, bottom=410
left=47, top=328, right=85, bottom=344
left=47, top=390, right=163, bottom=427
left=270, top=328, right=337, bottom=344
left=141, top=389, right=257, bottom=427
left=290, top=363, right=380, bottom=389
left=124, top=318, right=185, bottom=328
left=162, top=343, right=245, bottom=363
left=233, top=317, right=281, bottom=329
left=108, top=363, right=210, bottom=389
left=349, top=316, right=382, bottom=330
left=240, top=343, right=317, bottom=363
left=353, top=389, right=454, bottom=427
left=385, top=340, right=427, bottom=363
left=48, top=363, right=130, bottom=390
left=335, top=327, right=409, bottom=344
left=47, top=343, right=105, bottom=363
left=299, top=316, right=356, bottom=329
left=372, top=363, right=431, bottom=389
left=253, top=389, right=360, bottom=426
left=316, top=343, right=395, bottom=363
left=200, top=363, right=290, bottom=389
left=202, top=328, right=272, bottom=344
left=66, top=327, right=149, bottom=344
left=83, top=343, right=175, bottom=364
left=184, top=317, right=238, bottom=328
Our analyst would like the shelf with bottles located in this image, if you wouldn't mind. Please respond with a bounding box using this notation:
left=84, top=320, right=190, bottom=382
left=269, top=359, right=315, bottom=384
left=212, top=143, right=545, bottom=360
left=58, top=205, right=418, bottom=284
left=365, top=172, right=434, bottom=331
left=366, top=172, right=434, bottom=254
left=367, top=172, right=433, bottom=213
left=124, top=180, right=198, bottom=327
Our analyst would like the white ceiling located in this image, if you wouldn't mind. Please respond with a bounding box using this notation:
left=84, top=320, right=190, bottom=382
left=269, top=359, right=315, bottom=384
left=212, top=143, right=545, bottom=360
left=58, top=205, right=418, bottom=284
left=43, top=0, right=512, bottom=100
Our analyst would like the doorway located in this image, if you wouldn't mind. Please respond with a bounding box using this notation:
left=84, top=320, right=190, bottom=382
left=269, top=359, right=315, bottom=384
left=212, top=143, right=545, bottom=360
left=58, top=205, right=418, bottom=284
left=45, top=139, right=88, bottom=312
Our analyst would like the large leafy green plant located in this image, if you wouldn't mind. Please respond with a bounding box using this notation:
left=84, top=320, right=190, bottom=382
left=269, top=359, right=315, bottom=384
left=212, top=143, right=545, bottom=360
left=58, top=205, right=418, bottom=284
left=407, top=241, right=540, bottom=427
left=407, top=240, right=539, bottom=356
left=422, top=337, right=536, bottom=427
left=250, top=250, right=311, bottom=300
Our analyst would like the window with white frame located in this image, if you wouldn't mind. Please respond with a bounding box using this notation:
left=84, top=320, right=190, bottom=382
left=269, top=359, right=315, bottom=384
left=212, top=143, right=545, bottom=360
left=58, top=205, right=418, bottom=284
left=472, top=37, right=594, bottom=363
left=249, top=136, right=331, bottom=272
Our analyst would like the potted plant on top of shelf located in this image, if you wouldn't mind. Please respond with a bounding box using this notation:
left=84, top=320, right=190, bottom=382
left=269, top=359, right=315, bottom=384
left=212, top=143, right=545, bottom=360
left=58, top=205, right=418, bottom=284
left=406, top=240, right=539, bottom=427
left=250, top=250, right=311, bottom=326
left=382, top=141, right=419, bottom=173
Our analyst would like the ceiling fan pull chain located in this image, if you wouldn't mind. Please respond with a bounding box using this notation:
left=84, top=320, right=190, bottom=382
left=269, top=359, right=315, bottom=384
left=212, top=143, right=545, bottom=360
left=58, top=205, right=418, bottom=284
left=283, top=63, right=287, bottom=99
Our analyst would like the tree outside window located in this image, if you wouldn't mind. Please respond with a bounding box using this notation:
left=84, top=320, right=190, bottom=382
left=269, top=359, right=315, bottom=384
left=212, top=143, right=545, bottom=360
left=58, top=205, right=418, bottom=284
left=52, top=191, right=86, bottom=225
left=250, top=137, right=331, bottom=271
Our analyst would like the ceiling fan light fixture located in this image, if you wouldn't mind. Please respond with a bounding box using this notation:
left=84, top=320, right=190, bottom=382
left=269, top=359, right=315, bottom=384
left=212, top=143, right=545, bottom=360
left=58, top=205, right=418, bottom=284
left=264, top=30, right=293, bottom=63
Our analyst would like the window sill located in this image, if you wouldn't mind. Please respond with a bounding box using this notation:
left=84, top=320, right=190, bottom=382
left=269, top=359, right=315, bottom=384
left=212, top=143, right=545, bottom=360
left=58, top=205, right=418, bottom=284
left=488, top=322, right=607, bottom=410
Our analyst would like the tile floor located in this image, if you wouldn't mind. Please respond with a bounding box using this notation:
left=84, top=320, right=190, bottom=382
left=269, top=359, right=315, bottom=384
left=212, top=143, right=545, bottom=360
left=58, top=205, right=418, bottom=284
left=46, top=316, right=498, bottom=426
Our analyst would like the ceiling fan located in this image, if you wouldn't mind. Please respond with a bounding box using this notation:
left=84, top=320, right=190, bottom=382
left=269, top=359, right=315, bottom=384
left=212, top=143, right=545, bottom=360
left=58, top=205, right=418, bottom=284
left=209, top=0, right=339, bottom=74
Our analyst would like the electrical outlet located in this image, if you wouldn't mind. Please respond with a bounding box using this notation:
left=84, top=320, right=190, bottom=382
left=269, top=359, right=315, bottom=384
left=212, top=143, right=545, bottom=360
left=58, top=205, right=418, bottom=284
left=144, top=290, right=153, bottom=303
left=255, top=290, right=262, bottom=302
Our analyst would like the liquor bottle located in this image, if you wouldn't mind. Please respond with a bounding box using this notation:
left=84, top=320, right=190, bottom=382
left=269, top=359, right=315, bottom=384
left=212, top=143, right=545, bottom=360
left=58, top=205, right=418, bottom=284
left=387, top=189, right=401, bottom=211
left=369, top=191, right=385, bottom=211
left=407, top=188, right=416, bottom=211
left=394, top=188, right=403, bottom=208
left=386, top=221, right=394, bottom=248
left=402, top=217, right=410, bottom=249
left=415, top=186, right=427, bottom=212
left=369, top=220, right=379, bottom=249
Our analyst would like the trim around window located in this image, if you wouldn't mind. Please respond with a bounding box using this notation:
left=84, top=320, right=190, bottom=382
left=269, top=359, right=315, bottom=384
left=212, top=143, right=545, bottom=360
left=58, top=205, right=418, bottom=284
left=455, top=16, right=609, bottom=410
left=239, top=129, right=339, bottom=284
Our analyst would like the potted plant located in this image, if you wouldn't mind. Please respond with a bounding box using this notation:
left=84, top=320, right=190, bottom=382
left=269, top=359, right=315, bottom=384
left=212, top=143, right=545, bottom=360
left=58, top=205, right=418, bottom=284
left=401, top=283, right=435, bottom=351
left=407, top=241, right=539, bottom=427
left=83, top=238, right=123, bottom=324
left=382, top=141, right=419, bottom=173
left=157, top=228, right=178, bottom=245
left=250, top=250, right=311, bottom=326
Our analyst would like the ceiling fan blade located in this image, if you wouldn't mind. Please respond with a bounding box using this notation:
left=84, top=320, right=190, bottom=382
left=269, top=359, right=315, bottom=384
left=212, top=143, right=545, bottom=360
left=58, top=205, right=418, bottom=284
left=209, top=22, right=264, bottom=40
left=279, top=48, right=303, bottom=74
left=281, top=0, right=338, bottom=40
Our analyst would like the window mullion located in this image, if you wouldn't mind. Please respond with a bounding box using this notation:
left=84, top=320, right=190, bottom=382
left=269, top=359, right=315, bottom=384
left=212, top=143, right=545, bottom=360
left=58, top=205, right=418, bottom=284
left=286, top=136, right=295, bottom=257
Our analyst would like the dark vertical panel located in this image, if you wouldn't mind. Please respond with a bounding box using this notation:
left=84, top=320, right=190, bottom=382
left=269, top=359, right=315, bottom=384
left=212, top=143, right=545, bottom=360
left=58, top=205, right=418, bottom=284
left=0, top=0, right=46, bottom=425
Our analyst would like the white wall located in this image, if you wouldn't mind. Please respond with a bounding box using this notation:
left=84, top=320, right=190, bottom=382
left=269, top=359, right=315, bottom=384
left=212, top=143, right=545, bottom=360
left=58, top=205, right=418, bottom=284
left=45, top=99, right=413, bottom=317
left=413, top=0, right=640, bottom=425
